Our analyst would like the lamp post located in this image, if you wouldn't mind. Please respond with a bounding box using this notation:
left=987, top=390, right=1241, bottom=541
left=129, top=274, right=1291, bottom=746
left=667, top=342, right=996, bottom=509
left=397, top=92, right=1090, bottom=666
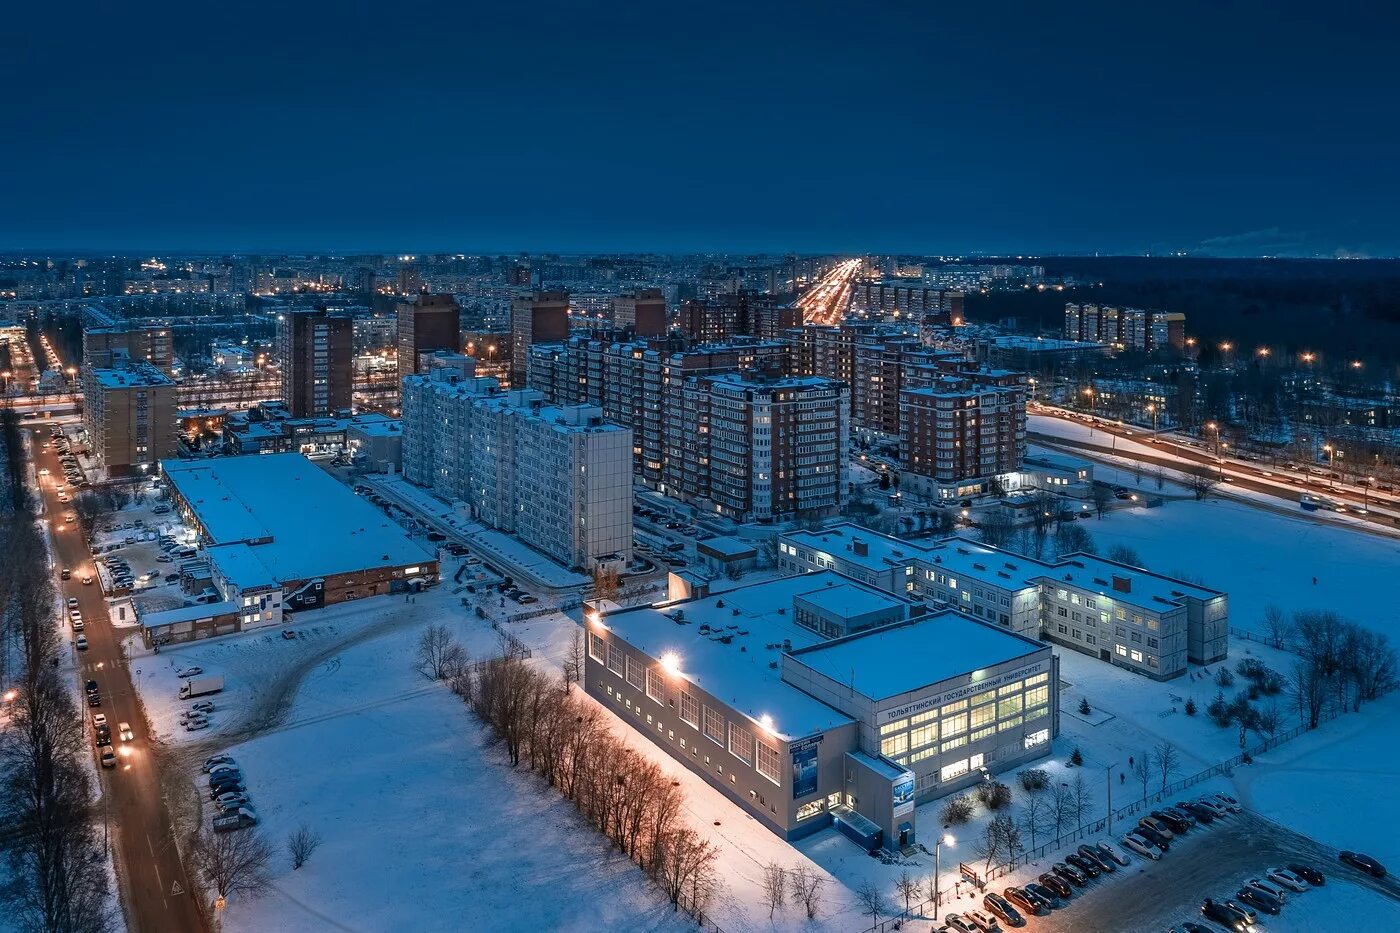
left=1145, top=403, right=1158, bottom=432
left=1106, top=761, right=1118, bottom=835
left=935, top=832, right=955, bottom=921
left=1322, top=443, right=1334, bottom=488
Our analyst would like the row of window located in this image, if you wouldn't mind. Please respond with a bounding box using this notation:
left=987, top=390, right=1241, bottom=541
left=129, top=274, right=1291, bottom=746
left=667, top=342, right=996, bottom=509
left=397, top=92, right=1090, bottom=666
left=592, top=631, right=782, bottom=784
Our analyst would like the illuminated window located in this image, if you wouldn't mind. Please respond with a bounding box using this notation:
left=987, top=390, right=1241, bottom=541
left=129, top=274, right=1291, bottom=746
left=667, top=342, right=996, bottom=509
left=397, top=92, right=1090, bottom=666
left=941, top=735, right=967, bottom=753
left=997, top=695, right=1023, bottom=719
left=881, top=734, right=909, bottom=757
left=910, top=722, right=937, bottom=748
left=625, top=656, right=644, bottom=690
left=941, top=712, right=968, bottom=736
left=1025, top=729, right=1050, bottom=748
left=646, top=668, right=665, bottom=704
left=795, top=800, right=824, bottom=820
left=588, top=632, right=606, bottom=664
left=880, top=718, right=909, bottom=735
left=1024, top=686, right=1049, bottom=709
left=940, top=758, right=970, bottom=782
left=607, top=643, right=624, bottom=676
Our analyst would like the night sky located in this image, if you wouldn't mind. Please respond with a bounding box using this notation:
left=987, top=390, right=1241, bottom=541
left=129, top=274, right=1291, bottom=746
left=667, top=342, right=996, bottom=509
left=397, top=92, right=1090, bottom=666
left=4, top=1, right=1398, bottom=256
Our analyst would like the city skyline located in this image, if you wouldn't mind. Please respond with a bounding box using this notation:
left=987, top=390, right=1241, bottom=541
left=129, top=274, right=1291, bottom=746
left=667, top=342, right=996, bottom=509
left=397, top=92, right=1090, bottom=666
left=5, top=2, right=1400, bottom=257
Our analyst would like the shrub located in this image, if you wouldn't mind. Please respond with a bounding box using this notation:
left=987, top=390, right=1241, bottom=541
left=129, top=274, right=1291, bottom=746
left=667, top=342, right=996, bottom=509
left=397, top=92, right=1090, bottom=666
left=1078, top=697, right=1092, bottom=715
left=941, top=795, right=974, bottom=826
left=1019, top=768, right=1050, bottom=792
left=976, top=782, right=1012, bottom=810
left=1207, top=690, right=1232, bottom=728
left=1069, top=747, right=1084, bottom=767
left=1184, top=697, right=1197, bottom=716
left=1214, top=667, right=1235, bottom=688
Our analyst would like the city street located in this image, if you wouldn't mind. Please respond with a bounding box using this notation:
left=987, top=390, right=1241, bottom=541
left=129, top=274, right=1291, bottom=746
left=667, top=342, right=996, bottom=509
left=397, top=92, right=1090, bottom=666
left=28, top=426, right=205, bottom=933
left=796, top=258, right=861, bottom=326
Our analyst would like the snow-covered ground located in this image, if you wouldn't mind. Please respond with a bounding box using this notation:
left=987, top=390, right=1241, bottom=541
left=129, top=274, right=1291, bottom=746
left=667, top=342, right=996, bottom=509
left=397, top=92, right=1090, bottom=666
left=133, top=574, right=690, bottom=933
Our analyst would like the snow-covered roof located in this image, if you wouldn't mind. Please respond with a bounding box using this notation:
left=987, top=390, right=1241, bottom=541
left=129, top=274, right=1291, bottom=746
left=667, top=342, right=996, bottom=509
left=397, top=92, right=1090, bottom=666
left=782, top=523, right=929, bottom=572
left=596, top=572, right=876, bottom=740
left=696, top=535, right=758, bottom=559
left=161, top=454, right=434, bottom=584
left=140, top=600, right=239, bottom=629
left=789, top=609, right=1047, bottom=700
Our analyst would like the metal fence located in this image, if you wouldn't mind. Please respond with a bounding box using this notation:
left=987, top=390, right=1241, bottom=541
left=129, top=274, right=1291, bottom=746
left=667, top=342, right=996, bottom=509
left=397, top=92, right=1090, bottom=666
left=1229, top=625, right=1296, bottom=653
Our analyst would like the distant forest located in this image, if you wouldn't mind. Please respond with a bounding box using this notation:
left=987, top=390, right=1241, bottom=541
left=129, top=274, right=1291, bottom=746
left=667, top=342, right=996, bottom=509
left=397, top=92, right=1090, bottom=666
left=964, top=257, right=1400, bottom=375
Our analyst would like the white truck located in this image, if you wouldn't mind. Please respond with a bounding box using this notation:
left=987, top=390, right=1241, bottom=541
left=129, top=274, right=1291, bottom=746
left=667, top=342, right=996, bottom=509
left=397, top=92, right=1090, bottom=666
left=179, top=675, right=224, bottom=699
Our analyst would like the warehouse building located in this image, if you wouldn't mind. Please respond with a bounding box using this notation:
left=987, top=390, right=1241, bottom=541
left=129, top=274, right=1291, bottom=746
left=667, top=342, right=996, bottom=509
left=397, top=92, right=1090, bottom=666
left=777, top=523, right=1228, bottom=679
left=584, top=572, right=1058, bottom=851
left=161, top=453, right=438, bottom=614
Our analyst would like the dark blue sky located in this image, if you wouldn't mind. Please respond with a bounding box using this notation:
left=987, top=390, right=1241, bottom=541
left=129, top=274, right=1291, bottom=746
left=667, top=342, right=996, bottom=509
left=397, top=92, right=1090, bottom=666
left=4, top=1, right=1398, bottom=256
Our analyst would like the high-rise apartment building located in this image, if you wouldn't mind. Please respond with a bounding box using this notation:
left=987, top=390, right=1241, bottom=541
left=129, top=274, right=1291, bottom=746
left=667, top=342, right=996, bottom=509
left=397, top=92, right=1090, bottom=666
left=82, top=323, right=174, bottom=374
left=400, top=362, right=632, bottom=571
left=677, top=293, right=800, bottom=344
left=664, top=372, right=849, bottom=522
left=396, top=293, right=461, bottom=380
left=510, top=289, right=570, bottom=386
left=278, top=308, right=353, bottom=418
left=849, top=280, right=963, bottom=324
left=84, top=364, right=178, bottom=476
left=611, top=288, right=668, bottom=337
left=1065, top=303, right=1186, bottom=353
left=899, top=369, right=1028, bottom=499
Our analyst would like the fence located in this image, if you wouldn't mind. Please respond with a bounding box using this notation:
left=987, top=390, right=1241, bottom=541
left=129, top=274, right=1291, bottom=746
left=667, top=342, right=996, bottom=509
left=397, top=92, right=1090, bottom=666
left=1229, top=625, right=1297, bottom=653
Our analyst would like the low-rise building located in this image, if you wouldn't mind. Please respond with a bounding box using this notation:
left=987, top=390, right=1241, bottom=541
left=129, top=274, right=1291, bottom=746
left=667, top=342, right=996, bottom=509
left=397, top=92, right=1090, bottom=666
left=777, top=524, right=1228, bottom=679
left=584, top=571, right=1057, bottom=850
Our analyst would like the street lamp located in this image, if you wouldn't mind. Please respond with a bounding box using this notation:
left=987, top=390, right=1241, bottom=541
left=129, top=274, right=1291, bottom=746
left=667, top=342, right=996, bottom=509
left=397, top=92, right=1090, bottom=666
left=1106, top=761, right=1118, bottom=835
left=1145, top=403, right=1158, bottom=432
left=935, top=832, right=955, bottom=921
left=1323, top=443, right=1334, bottom=488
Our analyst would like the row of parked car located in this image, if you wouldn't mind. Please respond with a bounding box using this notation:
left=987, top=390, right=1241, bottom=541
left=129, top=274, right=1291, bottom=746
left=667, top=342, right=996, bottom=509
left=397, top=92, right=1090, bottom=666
left=203, top=754, right=258, bottom=831
left=940, top=794, right=1246, bottom=933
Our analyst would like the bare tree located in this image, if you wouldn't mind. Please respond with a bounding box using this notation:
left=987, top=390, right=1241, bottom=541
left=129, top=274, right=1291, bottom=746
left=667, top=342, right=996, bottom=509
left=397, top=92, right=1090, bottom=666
left=761, top=862, right=787, bottom=917
left=1107, top=544, right=1142, bottom=567
left=895, top=870, right=920, bottom=916
left=286, top=824, right=323, bottom=870
left=414, top=624, right=467, bottom=680
left=1152, top=464, right=1166, bottom=490
left=591, top=565, right=621, bottom=602
left=190, top=828, right=273, bottom=909
left=1132, top=753, right=1152, bottom=802
left=1091, top=483, right=1112, bottom=518
left=1071, top=774, right=1092, bottom=826
left=1187, top=471, right=1218, bottom=500
left=1019, top=786, right=1051, bottom=848
left=1050, top=783, right=1076, bottom=838
left=1152, top=741, right=1180, bottom=793
left=978, top=507, right=1016, bottom=549
left=855, top=881, right=889, bottom=928
left=789, top=864, right=825, bottom=920
left=561, top=627, right=586, bottom=691
left=1262, top=605, right=1292, bottom=650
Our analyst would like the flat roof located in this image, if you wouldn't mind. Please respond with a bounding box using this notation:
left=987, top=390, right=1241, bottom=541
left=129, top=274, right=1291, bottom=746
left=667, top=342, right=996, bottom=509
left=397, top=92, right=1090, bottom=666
left=790, top=609, right=1046, bottom=700
left=141, top=600, right=239, bottom=629
left=696, top=535, right=759, bottom=559
left=597, top=573, right=869, bottom=740
left=1038, top=553, right=1222, bottom=606
left=799, top=583, right=902, bottom=618
left=92, top=366, right=174, bottom=389
left=782, top=523, right=928, bottom=572
left=161, top=453, right=434, bottom=584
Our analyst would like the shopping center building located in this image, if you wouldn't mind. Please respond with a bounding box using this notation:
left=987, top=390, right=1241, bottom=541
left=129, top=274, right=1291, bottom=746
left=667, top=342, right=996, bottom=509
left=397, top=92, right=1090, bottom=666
left=583, top=572, right=1057, bottom=851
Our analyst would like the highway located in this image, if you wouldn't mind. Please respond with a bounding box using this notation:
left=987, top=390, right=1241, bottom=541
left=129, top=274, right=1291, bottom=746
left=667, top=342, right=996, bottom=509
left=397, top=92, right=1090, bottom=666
left=28, top=427, right=206, bottom=933
left=795, top=258, right=861, bottom=326
left=1029, top=405, right=1400, bottom=532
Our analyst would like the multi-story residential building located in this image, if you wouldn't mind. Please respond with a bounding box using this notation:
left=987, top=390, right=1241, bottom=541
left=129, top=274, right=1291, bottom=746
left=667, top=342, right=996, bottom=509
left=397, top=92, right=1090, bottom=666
left=277, top=308, right=353, bottom=417
left=396, top=293, right=461, bottom=380
left=849, top=280, right=962, bottom=324
left=678, top=293, right=800, bottom=344
left=400, top=359, right=632, bottom=571
left=611, top=287, right=668, bottom=337
left=510, top=289, right=570, bottom=385
left=84, top=364, right=178, bottom=475
left=899, top=369, right=1028, bottom=499
left=974, top=335, right=1109, bottom=373
left=585, top=571, right=1058, bottom=847
left=851, top=336, right=958, bottom=440
left=1065, top=303, right=1186, bottom=353
left=777, top=524, right=1228, bottom=680
left=665, top=372, right=849, bottom=522
left=82, top=322, right=174, bottom=374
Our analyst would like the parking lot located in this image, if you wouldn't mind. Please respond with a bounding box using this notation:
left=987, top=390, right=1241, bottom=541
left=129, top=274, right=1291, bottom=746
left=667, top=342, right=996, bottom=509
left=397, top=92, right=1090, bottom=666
left=960, top=809, right=1400, bottom=933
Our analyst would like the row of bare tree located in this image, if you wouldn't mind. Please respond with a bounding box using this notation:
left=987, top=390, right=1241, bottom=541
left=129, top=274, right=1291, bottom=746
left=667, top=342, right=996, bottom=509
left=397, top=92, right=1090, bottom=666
left=1286, top=609, right=1398, bottom=729
left=0, top=409, right=113, bottom=932
left=447, top=640, right=720, bottom=918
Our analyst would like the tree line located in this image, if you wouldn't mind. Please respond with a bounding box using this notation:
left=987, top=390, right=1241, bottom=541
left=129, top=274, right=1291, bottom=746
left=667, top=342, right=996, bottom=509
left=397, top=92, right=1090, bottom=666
left=0, top=409, right=113, bottom=932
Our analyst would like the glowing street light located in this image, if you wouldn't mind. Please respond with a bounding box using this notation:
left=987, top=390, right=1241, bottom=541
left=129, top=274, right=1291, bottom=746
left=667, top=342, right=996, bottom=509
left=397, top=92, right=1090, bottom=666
left=934, top=833, right=955, bottom=921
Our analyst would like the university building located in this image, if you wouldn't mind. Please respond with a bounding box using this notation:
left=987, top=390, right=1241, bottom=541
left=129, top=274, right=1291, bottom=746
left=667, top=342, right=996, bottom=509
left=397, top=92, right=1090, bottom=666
left=585, top=572, right=1057, bottom=851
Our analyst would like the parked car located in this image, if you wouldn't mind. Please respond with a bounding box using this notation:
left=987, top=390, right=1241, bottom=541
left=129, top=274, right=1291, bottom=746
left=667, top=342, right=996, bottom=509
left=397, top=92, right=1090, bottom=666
left=1037, top=872, right=1071, bottom=900
left=1078, top=844, right=1116, bottom=872
left=1265, top=867, right=1308, bottom=893
left=100, top=745, right=116, bottom=768
left=176, top=666, right=204, bottom=678
left=212, top=807, right=258, bottom=832
left=191, top=700, right=216, bottom=714
left=982, top=892, right=1023, bottom=927
left=1340, top=851, right=1387, bottom=877
left=1123, top=834, right=1161, bottom=860
left=1052, top=862, right=1086, bottom=885
left=1152, top=809, right=1191, bottom=833
left=1003, top=887, right=1046, bottom=917
left=1023, top=883, right=1059, bottom=910
left=207, top=763, right=241, bottom=781
left=85, top=679, right=99, bottom=695
left=1246, top=878, right=1289, bottom=903
left=1286, top=863, right=1326, bottom=887
left=1208, top=793, right=1242, bottom=812
left=1065, top=853, right=1100, bottom=877
left=203, top=754, right=236, bottom=773
left=213, top=792, right=251, bottom=813
left=1135, top=824, right=1173, bottom=851
left=1176, top=800, right=1217, bottom=824
left=1096, top=841, right=1130, bottom=866
left=66, top=597, right=79, bottom=609
left=87, top=691, right=101, bottom=707
left=1235, top=886, right=1282, bottom=915
left=209, top=780, right=245, bottom=800
left=185, top=718, right=210, bottom=732
left=1200, top=900, right=1248, bottom=932
left=73, top=618, right=84, bottom=632
left=1139, top=816, right=1176, bottom=840
left=118, top=722, right=134, bottom=741
left=963, top=909, right=1001, bottom=932
left=75, top=634, right=88, bottom=650
left=943, top=914, right=977, bottom=933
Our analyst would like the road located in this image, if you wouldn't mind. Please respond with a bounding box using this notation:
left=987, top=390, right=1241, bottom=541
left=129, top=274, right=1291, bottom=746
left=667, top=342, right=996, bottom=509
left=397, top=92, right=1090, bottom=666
left=28, top=427, right=206, bottom=933
left=795, top=258, right=861, bottom=326
left=1029, top=406, right=1400, bottom=531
